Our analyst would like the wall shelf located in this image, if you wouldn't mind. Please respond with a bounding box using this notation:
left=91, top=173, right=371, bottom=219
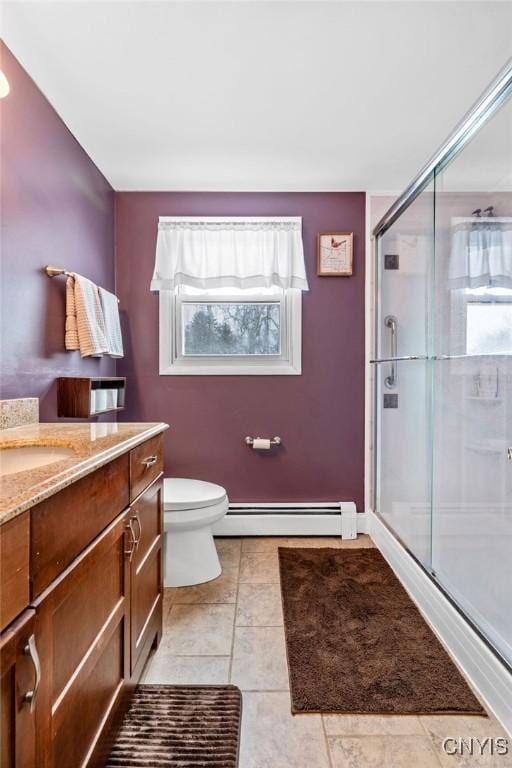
left=57, top=377, right=126, bottom=419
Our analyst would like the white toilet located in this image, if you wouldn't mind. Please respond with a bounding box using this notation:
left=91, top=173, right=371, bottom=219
left=163, top=478, right=229, bottom=587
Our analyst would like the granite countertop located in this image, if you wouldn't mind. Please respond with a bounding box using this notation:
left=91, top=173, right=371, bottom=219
left=0, top=422, right=169, bottom=525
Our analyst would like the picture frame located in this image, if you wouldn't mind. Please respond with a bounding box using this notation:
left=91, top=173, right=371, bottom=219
left=317, top=232, right=353, bottom=276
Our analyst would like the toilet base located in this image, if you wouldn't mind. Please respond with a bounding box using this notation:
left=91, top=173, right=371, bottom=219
left=164, top=526, right=222, bottom=587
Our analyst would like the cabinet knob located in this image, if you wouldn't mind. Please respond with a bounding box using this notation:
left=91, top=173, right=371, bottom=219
left=141, top=456, right=158, bottom=469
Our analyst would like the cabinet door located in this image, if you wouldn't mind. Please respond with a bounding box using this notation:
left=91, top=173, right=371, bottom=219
left=129, top=477, right=163, bottom=680
left=33, top=511, right=130, bottom=768
left=0, top=610, right=37, bottom=768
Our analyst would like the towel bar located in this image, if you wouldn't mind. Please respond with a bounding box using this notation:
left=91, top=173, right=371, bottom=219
left=44, top=265, right=120, bottom=302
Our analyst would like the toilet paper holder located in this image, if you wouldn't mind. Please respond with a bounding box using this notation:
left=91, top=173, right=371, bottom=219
left=244, top=436, right=282, bottom=448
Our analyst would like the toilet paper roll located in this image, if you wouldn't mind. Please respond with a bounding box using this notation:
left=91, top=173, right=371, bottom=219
left=252, top=438, right=271, bottom=450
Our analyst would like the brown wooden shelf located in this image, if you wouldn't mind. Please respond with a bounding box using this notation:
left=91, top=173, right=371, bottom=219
left=57, top=377, right=126, bottom=419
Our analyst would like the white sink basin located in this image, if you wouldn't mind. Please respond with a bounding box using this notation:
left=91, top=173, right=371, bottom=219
left=0, top=446, right=75, bottom=476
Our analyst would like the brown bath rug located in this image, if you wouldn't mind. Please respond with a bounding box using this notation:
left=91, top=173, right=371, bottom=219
left=278, top=547, right=485, bottom=716
left=106, top=684, right=242, bottom=767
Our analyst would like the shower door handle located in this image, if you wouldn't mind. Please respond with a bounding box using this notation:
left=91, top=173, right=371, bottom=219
left=384, top=315, right=397, bottom=389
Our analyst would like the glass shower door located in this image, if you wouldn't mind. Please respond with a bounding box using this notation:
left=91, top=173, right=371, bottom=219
left=374, top=62, right=512, bottom=672
left=431, top=93, right=512, bottom=667
left=374, top=186, right=435, bottom=568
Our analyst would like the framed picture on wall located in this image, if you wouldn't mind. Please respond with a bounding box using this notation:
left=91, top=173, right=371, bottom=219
left=317, top=232, right=353, bottom=276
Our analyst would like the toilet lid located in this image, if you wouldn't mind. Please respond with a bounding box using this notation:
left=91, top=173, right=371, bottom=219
left=163, top=478, right=227, bottom=511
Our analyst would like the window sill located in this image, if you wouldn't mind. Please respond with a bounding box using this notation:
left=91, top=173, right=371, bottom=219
left=159, top=361, right=301, bottom=376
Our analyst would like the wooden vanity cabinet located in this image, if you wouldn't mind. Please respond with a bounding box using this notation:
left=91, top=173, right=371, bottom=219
left=0, top=431, right=165, bottom=768
left=0, top=610, right=37, bottom=768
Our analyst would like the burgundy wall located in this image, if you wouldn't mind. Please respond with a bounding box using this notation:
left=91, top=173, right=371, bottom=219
left=0, top=43, right=115, bottom=419
left=0, top=44, right=365, bottom=504
left=115, top=193, right=365, bottom=508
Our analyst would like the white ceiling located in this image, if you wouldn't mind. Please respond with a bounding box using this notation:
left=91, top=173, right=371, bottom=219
left=2, top=1, right=512, bottom=191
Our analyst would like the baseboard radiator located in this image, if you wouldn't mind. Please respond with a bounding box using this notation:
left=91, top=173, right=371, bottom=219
left=212, top=501, right=366, bottom=537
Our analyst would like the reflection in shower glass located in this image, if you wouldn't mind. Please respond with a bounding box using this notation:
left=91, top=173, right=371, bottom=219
left=466, top=298, right=512, bottom=355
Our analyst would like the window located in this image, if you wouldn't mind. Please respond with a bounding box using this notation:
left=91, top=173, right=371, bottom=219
left=152, top=216, right=308, bottom=374
left=465, top=287, right=512, bottom=355
left=159, top=286, right=302, bottom=375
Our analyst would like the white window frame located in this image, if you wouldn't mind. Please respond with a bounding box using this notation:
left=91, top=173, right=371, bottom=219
left=159, top=288, right=302, bottom=375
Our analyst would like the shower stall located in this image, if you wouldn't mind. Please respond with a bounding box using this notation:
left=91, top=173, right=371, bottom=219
left=372, top=59, right=512, bottom=680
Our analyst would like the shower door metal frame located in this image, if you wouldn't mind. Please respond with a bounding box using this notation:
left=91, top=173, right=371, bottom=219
left=373, top=57, right=512, bottom=241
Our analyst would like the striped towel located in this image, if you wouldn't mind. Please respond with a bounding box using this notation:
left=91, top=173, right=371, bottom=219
left=99, top=287, right=124, bottom=358
left=65, top=274, right=108, bottom=357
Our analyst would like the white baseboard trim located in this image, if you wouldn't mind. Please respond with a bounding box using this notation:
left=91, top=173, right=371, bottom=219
left=369, top=510, right=512, bottom=736
left=213, top=510, right=369, bottom=537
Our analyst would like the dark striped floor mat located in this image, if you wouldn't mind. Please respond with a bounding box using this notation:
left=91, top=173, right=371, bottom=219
left=106, top=684, right=242, bottom=767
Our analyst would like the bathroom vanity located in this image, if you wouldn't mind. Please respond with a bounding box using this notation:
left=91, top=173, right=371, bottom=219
left=0, top=422, right=168, bottom=768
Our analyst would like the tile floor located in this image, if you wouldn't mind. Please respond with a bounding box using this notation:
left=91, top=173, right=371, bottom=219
left=143, top=536, right=510, bottom=767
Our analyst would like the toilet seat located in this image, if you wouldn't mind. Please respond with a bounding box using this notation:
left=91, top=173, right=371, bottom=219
left=164, top=478, right=227, bottom=511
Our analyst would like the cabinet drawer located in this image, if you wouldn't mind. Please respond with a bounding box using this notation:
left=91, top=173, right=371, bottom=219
left=30, top=454, right=129, bottom=598
left=0, top=513, right=30, bottom=631
left=130, top=435, right=163, bottom=502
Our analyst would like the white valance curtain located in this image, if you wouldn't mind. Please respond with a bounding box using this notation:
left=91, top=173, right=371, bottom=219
left=151, top=216, right=309, bottom=291
left=449, top=219, right=512, bottom=289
